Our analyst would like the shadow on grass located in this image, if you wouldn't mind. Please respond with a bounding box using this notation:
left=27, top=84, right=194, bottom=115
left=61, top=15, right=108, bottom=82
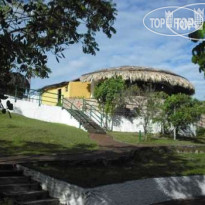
left=177, top=136, right=205, bottom=144
left=25, top=147, right=204, bottom=188
left=0, top=139, right=97, bottom=156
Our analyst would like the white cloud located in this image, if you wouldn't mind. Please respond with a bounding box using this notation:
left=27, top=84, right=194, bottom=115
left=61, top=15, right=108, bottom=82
left=31, top=0, right=205, bottom=100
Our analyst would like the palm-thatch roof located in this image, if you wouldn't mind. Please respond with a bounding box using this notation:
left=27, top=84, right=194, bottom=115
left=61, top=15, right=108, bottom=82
left=80, top=66, right=195, bottom=94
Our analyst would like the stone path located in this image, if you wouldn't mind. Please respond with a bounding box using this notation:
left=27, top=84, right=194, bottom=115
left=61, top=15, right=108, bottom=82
left=89, top=133, right=133, bottom=149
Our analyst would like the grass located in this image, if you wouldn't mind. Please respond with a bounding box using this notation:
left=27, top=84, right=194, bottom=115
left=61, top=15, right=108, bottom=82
left=0, top=113, right=98, bottom=155
left=109, top=131, right=205, bottom=146
left=26, top=149, right=205, bottom=188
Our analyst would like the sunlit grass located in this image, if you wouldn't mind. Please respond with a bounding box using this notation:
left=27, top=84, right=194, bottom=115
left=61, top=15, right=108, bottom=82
left=109, top=131, right=205, bottom=146
left=0, top=113, right=97, bottom=155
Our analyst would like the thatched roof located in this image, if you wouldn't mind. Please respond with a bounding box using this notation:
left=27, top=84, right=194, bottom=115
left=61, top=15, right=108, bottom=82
left=80, top=66, right=195, bottom=94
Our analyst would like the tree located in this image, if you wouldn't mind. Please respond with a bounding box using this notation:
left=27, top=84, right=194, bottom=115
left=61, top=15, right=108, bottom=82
left=0, top=0, right=117, bottom=79
left=94, top=76, right=125, bottom=115
left=152, top=92, right=169, bottom=135
left=163, top=93, right=201, bottom=140
left=189, top=22, right=205, bottom=76
left=0, top=72, right=30, bottom=97
left=123, top=85, right=161, bottom=136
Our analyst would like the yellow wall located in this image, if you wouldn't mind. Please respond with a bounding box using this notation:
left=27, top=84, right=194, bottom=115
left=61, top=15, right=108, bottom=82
left=41, top=82, right=91, bottom=106
left=68, top=82, right=91, bottom=98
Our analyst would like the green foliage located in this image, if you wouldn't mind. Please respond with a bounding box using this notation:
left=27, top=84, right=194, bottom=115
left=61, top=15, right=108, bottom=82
left=197, top=127, right=205, bottom=137
left=189, top=22, right=205, bottom=75
left=126, top=86, right=163, bottom=134
left=0, top=72, right=30, bottom=96
left=94, top=76, right=125, bottom=114
left=164, top=93, right=201, bottom=133
left=0, top=0, right=117, bottom=78
left=109, top=131, right=205, bottom=145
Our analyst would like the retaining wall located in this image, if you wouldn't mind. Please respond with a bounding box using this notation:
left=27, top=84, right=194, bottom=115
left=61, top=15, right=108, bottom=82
left=17, top=165, right=205, bottom=205
left=2, top=97, right=83, bottom=130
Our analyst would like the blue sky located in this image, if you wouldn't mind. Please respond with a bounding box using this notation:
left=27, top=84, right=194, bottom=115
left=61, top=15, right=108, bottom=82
left=31, top=0, right=205, bottom=100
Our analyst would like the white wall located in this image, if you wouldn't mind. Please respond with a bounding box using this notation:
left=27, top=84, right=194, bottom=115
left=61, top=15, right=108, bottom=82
left=17, top=165, right=84, bottom=205
left=2, top=97, right=84, bottom=130
left=86, top=110, right=161, bottom=133
left=112, top=115, right=161, bottom=133
left=17, top=165, right=205, bottom=205
left=88, top=175, right=205, bottom=205
left=2, top=97, right=195, bottom=135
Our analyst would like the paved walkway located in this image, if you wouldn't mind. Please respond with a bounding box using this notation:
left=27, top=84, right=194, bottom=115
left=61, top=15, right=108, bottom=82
left=89, top=133, right=133, bottom=149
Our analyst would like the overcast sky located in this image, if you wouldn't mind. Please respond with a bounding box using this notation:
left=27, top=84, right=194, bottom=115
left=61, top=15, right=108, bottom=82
left=31, top=0, right=205, bottom=100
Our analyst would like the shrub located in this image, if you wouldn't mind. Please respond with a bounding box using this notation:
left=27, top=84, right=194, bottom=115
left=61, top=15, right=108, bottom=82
left=197, top=127, right=205, bottom=137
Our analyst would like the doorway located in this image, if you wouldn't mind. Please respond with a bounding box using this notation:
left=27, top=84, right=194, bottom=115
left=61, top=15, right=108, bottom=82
left=58, top=89, right=62, bottom=104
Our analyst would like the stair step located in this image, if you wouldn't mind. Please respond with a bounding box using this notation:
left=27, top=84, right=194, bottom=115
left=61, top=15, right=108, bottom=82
left=0, top=167, right=60, bottom=205
left=0, top=176, right=30, bottom=185
left=0, top=183, right=40, bottom=192
left=67, top=109, right=106, bottom=134
left=20, top=198, right=59, bottom=205
left=4, top=190, right=49, bottom=202
left=0, top=170, right=23, bottom=176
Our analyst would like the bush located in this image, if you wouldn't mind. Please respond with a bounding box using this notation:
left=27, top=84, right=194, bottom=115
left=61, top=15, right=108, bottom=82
left=197, top=127, right=205, bottom=137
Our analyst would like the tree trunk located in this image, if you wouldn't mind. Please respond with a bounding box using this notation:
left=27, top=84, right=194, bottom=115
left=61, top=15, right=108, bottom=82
left=173, top=127, right=177, bottom=140
left=161, top=123, right=165, bottom=135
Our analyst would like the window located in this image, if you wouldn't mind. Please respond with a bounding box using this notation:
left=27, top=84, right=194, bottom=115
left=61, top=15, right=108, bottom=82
left=65, top=86, right=68, bottom=92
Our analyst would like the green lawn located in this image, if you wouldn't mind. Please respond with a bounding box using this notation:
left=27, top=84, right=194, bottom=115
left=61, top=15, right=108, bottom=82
left=109, top=131, right=205, bottom=146
left=0, top=113, right=97, bottom=155
left=26, top=150, right=205, bottom=188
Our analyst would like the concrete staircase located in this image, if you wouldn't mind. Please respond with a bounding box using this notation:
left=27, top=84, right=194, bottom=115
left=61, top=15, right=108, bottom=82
left=67, top=109, right=106, bottom=134
left=0, top=165, right=59, bottom=205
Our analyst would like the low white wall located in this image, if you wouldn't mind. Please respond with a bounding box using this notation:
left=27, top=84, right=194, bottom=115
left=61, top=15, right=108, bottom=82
left=17, top=165, right=85, bottom=205
left=2, top=97, right=83, bottom=130
left=88, top=175, right=205, bottom=205
left=86, top=110, right=161, bottom=133
left=1, top=97, right=196, bottom=135
left=87, top=110, right=195, bottom=135
left=112, top=115, right=161, bottom=133
left=17, top=165, right=205, bottom=205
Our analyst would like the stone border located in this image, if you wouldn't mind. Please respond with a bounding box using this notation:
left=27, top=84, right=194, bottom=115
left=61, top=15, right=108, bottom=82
left=88, top=175, right=205, bottom=205
left=16, top=164, right=85, bottom=205
left=17, top=165, right=205, bottom=205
